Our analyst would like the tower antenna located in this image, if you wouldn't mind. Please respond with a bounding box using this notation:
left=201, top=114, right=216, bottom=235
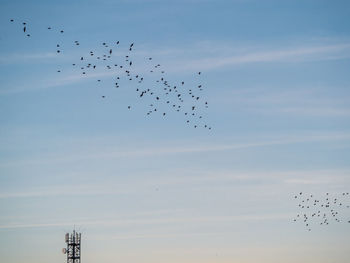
left=62, top=230, right=81, bottom=263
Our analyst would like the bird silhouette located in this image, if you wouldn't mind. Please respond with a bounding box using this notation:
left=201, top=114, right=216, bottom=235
left=293, top=192, right=350, bottom=231
left=7, top=18, right=212, bottom=130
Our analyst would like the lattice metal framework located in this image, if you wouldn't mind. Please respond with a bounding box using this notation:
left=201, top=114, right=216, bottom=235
left=64, top=230, right=81, bottom=263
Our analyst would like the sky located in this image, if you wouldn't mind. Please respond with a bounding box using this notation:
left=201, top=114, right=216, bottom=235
left=1, top=0, right=350, bottom=262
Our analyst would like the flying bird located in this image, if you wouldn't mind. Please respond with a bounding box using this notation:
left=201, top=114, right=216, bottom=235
left=6, top=20, right=212, bottom=130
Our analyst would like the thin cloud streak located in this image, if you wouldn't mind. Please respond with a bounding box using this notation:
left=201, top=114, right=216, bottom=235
left=0, top=52, right=59, bottom=64
left=105, top=232, right=223, bottom=241
left=2, top=41, right=350, bottom=94
left=166, top=43, right=350, bottom=72
left=0, top=132, right=349, bottom=167
left=284, top=179, right=331, bottom=185
left=215, top=85, right=350, bottom=117
left=0, top=213, right=292, bottom=230
left=278, top=107, right=350, bottom=117
left=1, top=169, right=348, bottom=199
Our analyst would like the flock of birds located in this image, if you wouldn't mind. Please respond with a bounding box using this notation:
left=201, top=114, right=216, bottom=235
left=8, top=19, right=350, bottom=233
left=293, top=192, right=350, bottom=231
left=8, top=19, right=212, bottom=130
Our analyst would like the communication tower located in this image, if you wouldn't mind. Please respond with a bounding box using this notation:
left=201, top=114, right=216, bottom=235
left=62, top=230, right=81, bottom=263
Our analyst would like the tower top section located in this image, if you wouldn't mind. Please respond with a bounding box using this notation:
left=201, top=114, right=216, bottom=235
left=63, top=230, right=81, bottom=263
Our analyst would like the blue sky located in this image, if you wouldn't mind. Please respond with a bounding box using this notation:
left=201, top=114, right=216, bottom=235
left=1, top=0, right=350, bottom=262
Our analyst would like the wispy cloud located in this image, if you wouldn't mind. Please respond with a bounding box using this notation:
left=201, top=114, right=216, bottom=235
left=2, top=40, right=350, bottom=94
left=0, top=213, right=292, bottom=230
left=0, top=184, right=119, bottom=199
left=0, top=132, right=349, bottom=167
left=153, top=42, right=350, bottom=72
left=278, top=107, right=350, bottom=117
left=215, top=85, right=350, bottom=117
left=0, top=52, right=59, bottom=64
left=284, top=179, right=330, bottom=185
left=1, top=168, right=349, bottom=199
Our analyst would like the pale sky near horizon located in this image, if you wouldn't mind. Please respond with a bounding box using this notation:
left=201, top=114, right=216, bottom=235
left=1, top=0, right=350, bottom=263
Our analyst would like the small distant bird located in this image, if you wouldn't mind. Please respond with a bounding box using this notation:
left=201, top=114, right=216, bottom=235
left=10, top=34, right=211, bottom=130
left=10, top=19, right=14, bottom=22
